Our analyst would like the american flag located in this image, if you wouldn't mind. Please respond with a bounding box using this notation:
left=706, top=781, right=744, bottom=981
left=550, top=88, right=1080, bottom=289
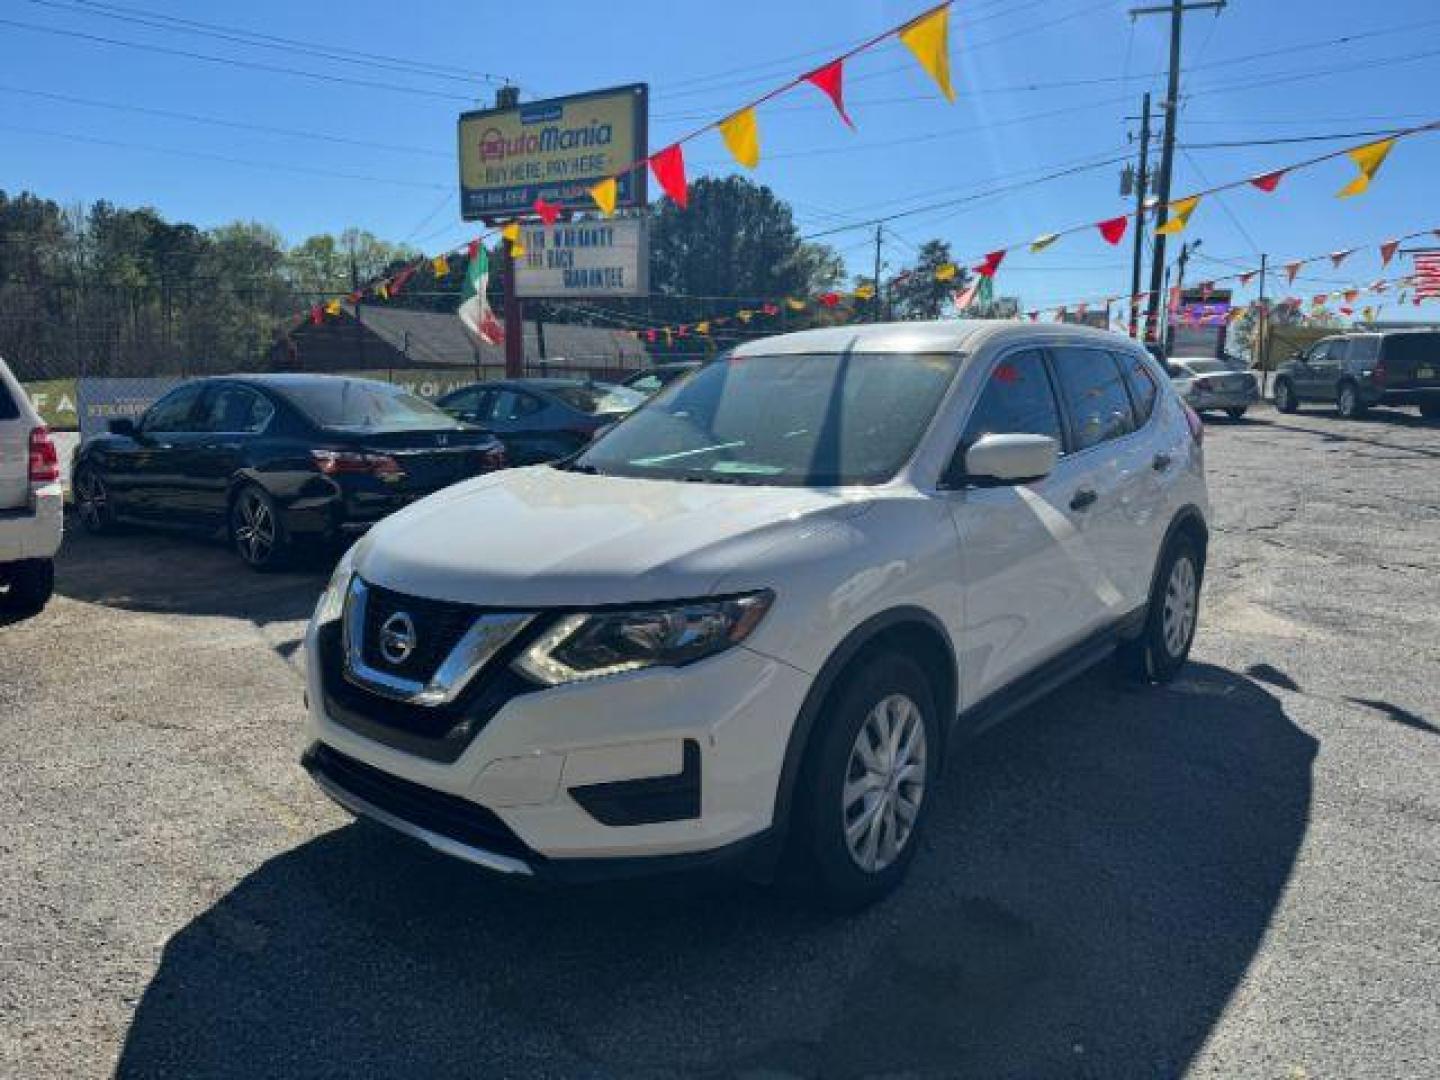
left=1416, top=250, right=1440, bottom=301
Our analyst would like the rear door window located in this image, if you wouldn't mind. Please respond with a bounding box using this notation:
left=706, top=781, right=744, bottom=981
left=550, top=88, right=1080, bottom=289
left=141, top=384, right=206, bottom=433
left=960, top=349, right=1065, bottom=447
left=0, top=379, right=18, bottom=422
left=202, top=386, right=275, bottom=433
left=1050, top=347, right=1137, bottom=451
left=1381, top=334, right=1440, bottom=373
left=1348, top=337, right=1380, bottom=366
left=1116, top=352, right=1160, bottom=425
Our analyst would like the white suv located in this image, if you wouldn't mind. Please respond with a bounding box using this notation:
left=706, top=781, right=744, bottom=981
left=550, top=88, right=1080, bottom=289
left=0, top=358, right=63, bottom=618
left=302, top=321, right=1209, bottom=906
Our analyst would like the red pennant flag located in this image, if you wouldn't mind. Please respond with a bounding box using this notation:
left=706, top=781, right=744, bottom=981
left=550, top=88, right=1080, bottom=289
left=1097, top=216, right=1128, bottom=245
left=645, top=329, right=657, bottom=343
left=1250, top=170, right=1285, bottom=193
left=309, top=305, right=323, bottom=326
left=819, top=291, right=841, bottom=307
left=1240, top=271, right=1257, bottom=286
left=1380, top=239, right=1400, bottom=267
left=1330, top=249, right=1353, bottom=269
left=347, top=290, right=363, bottom=303
left=466, top=239, right=481, bottom=260
left=975, top=249, right=1006, bottom=278
left=533, top=197, right=561, bottom=226
left=804, top=60, right=854, bottom=129
left=761, top=303, right=780, bottom=317
left=1285, top=261, right=1303, bottom=284
left=1339, top=306, right=1354, bottom=316
left=389, top=263, right=418, bottom=295
left=649, top=144, right=688, bottom=208
left=676, top=324, right=689, bottom=338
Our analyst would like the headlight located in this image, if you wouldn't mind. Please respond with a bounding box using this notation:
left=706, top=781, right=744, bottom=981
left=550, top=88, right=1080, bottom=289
left=313, top=547, right=357, bottom=626
left=513, top=591, right=773, bottom=686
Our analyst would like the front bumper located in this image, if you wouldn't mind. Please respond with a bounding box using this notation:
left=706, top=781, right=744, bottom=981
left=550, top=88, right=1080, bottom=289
left=302, top=610, right=813, bottom=876
left=0, top=482, right=63, bottom=564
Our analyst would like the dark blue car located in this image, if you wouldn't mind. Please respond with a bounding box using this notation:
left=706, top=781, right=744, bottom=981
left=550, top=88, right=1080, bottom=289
left=436, top=378, right=646, bottom=465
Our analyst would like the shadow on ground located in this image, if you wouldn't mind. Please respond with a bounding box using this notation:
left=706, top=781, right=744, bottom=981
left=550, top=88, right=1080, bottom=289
left=117, top=662, right=1315, bottom=1079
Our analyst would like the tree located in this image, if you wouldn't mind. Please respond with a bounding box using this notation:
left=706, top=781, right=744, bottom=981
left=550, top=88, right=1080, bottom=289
left=887, top=240, right=967, bottom=321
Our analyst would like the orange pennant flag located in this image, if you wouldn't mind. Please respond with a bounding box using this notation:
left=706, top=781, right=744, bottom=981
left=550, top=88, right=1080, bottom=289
left=1337, top=138, right=1395, bottom=198
left=324, top=299, right=342, bottom=316
left=1380, top=239, right=1400, bottom=267
left=1155, top=195, right=1199, bottom=235
left=1285, top=261, right=1303, bottom=284
left=718, top=107, right=760, bottom=169
left=589, top=176, right=618, bottom=216
left=898, top=6, right=955, bottom=103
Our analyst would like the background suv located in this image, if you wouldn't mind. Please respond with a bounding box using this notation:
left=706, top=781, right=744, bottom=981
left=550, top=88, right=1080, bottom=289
left=0, top=357, right=62, bottom=617
left=302, top=321, right=1209, bottom=907
left=1273, top=330, right=1440, bottom=419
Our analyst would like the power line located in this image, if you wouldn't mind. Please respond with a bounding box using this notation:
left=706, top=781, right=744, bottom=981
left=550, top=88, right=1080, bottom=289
left=20, top=0, right=517, bottom=87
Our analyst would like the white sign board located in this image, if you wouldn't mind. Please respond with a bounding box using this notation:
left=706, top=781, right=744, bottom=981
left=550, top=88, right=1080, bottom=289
left=514, top=217, right=649, bottom=298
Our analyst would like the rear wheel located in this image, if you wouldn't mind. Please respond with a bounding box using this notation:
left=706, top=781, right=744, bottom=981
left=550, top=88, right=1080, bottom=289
left=1273, top=378, right=1299, bottom=413
left=73, top=467, right=117, bottom=534
left=790, top=651, right=939, bottom=910
left=0, top=558, right=55, bottom=617
left=229, top=485, right=289, bottom=571
left=1119, top=533, right=1202, bottom=684
left=1225, top=407, right=1248, bottom=420
left=1336, top=380, right=1365, bottom=419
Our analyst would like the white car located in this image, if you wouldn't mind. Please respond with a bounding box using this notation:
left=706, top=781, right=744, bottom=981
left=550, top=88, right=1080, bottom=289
left=1165, top=356, right=1260, bottom=420
left=302, top=321, right=1210, bottom=907
left=0, top=358, right=63, bottom=617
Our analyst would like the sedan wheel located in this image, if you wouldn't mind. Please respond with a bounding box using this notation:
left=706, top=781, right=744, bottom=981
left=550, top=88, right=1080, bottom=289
left=231, top=487, right=286, bottom=570
left=842, top=693, right=928, bottom=874
left=74, top=469, right=114, bottom=534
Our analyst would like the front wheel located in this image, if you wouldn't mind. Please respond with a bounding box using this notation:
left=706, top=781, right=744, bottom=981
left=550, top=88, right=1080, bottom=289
left=1273, top=379, right=1299, bottom=413
left=73, top=467, right=118, bottom=534
left=0, top=558, right=55, bottom=617
left=1119, top=534, right=1202, bottom=684
left=790, top=651, right=939, bottom=910
left=229, top=485, right=289, bottom=571
left=1225, top=407, right=1248, bottom=420
left=1336, top=381, right=1365, bottom=420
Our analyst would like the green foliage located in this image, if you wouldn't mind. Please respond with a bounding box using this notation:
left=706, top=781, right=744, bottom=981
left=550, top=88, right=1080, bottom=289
left=887, top=239, right=967, bottom=321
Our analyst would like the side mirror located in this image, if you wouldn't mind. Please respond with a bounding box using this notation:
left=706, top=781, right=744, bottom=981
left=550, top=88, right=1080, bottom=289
left=109, top=418, right=138, bottom=438
left=956, top=433, right=1058, bottom=487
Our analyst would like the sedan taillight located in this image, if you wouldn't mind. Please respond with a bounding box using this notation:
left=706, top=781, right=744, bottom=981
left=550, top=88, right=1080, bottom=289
left=310, top=449, right=403, bottom=478
left=29, top=426, right=60, bottom=484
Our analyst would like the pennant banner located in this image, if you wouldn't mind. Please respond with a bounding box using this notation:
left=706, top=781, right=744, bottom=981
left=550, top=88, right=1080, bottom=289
left=805, top=60, right=855, bottom=129
left=719, top=107, right=761, bottom=169
left=1156, top=195, right=1200, bottom=235
left=898, top=6, right=956, bottom=103
left=1337, top=138, right=1395, bottom=198
left=649, top=144, right=689, bottom=208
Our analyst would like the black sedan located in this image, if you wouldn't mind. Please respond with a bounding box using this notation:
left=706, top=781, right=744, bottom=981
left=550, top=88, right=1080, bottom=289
left=435, top=378, right=645, bottom=465
left=71, top=374, right=507, bottom=570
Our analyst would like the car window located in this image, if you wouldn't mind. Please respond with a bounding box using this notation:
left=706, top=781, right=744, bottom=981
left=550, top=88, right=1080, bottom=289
left=280, top=379, right=461, bottom=432
left=0, top=378, right=18, bottom=421
left=486, top=390, right=538, bottom=422
left=1348, top=337, right=1380, bottom=365
left=1328, top=339, right=1350, bottom=364
left=960, top=350, right=1064, bottom=448
left=550, top=383, right=646, bottom=416
left=141, top=383, right=206, bottom=433
left=202, top=386, right=275, bottom=433
left=1116, top=352, right=1160, bottom=424
left=1051, top=347, right=1137, bottom=452
left=440, top=388, right=483, bottom=417
left=1307, top=342, right=1330, bottom=364
left=1381, top=333, right=1440, bottom=370
left=627, top=374, right=663, bottom=394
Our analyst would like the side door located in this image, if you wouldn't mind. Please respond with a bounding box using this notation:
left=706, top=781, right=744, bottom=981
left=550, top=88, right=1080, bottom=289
left=1292, top=340, right=1330, bottom=400
left=484, top=388, right=552, bottom=464
left=120, top=382, right=209, bottom=520
left=1048, top=345, right=1152, bottom=620
left=1313, top=337, right=1348, bottom=401
left=193, top=383, right=277, bottom=527
left=949, top=347, right=1105, bottom=706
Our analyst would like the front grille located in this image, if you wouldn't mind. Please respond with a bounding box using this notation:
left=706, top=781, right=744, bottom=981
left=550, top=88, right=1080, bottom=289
left=318, top=622, right=540, bottom=763
left=359, top=581, right=479, bottom=683
left=304, top=742, right=531, bottom=861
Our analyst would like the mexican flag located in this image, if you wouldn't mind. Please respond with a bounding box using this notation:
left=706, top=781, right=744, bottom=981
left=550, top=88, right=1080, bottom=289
left=458, top=242, right=504, bottom=345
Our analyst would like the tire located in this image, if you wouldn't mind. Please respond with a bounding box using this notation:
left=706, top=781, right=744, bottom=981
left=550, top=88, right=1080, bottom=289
left=1273, top=378, right=1299, bottom=413
left=1225, top=407, right=1248, bottom=421
left=1419, top=401, right=1440, bottom=419
left=229, top=484, right=290, bottom=571
left=0, top=558, right=55, bottom=617
left=1118, top=533, right=1203, bottom=684
left=789, top=650, right=940, bottom=910
left=1336, top=381, right=1365, bottom=419
left=73, top=466, right=118, bottom=535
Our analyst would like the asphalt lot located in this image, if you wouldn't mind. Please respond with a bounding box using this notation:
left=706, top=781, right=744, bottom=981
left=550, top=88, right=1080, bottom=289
left=2, top=404, right=1438, bottom=1079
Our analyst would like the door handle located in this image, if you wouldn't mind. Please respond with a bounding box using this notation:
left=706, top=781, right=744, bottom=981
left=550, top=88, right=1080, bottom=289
left=1070, top=488, right=1098, bottom=511
left=1152, top=452, right=1172, bottom=472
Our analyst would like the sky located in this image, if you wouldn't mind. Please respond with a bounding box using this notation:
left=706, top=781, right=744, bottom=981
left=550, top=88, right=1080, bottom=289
left=3, top=0, right=1439, bottom=317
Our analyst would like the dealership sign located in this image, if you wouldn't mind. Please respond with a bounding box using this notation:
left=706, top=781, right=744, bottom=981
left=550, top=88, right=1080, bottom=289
left=458, top=84, right=648, bottom=220
left=514, top=218, right=649, bottom=298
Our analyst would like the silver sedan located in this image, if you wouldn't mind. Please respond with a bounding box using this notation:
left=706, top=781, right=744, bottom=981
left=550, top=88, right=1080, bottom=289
left=1166, top=357, right=1260, bottom=419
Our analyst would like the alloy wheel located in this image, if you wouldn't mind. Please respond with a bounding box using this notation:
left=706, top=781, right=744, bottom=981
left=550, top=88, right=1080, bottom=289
left=234, top=491, right=275, bottom=565
left=1162, top=555, right=1198, bottom=658
left=842, top=692, right=928, bottom=874
left=76, top=471, right=107, bottom=531
left=1339, top=385, right=1357, bottom=418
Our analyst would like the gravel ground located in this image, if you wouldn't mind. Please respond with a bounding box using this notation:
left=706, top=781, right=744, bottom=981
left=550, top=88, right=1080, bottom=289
left=1, top=403, right=1437, bottom=1079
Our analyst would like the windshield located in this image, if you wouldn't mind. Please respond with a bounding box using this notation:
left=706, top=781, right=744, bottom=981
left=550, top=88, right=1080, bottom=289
left=281, top=379, right=463, bottom=432
left=550, top=383, right=646, bottom=416
left=574, top=351, right=961, bottom=486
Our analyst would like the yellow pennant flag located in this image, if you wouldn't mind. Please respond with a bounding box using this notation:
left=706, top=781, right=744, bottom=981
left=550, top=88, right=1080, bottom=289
left=934, top=262, right=958, bottom=281
left=1030, top=233, right=1059, bottom=253
left=737, top=309, right=753, bottom=322
left=853, top=284, right=876, bottom=300
left=718, top=107, right=761, bottom=169
left=1155, top=195, right=1200, bottom=235
left=899, top=6, right=955, bottom=103
left=786, top=297, right=806, bottom=311
left=324, top=299, right=342, bottom=316
left=589, top=176, right=618, bottom=215
left=1337, top=138, right=1395, bottom=198
left=696, top=321, right=710, bottom=336
left=431, top=254, right=450, bottom=277
left=375, top=282, right=389, bottom=299
left=501, top=221, right=526, bottom=258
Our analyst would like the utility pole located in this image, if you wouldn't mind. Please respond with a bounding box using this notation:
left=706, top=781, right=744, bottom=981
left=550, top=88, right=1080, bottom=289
left=1132, top=0, right=1225, bottom=344
left=1166, top=239, right=1198, bottom=360
left=1128, top=92, right=1152, bottom=339
left=872, top=225, right=884, bottom=323
left=1256, top=252, right=1270, bottom=392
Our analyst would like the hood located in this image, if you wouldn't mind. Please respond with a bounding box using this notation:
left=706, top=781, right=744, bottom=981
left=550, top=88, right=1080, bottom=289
left=353, top=465, right=873, bottom=607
